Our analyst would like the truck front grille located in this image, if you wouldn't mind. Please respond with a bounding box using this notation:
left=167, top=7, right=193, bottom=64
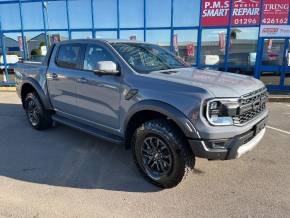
left=233, top=87, right=267, bottom=125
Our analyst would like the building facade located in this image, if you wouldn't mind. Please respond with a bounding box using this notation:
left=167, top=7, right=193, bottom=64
left=0, top=0, right=290, bottom=91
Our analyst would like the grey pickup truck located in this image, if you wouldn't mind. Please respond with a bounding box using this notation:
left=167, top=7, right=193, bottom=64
left=15, top=39, right=268, bottom=188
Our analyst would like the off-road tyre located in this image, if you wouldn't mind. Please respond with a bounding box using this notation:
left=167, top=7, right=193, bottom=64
left=132, top=119, right=195, bottom=188
left=24, top=92, right=53, bottom=130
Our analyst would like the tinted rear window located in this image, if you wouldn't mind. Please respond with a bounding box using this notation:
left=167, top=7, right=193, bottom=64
left=56, top=44, right=82, bottom=69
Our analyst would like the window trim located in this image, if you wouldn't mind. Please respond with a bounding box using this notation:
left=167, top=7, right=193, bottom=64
left=44, top=44, right=55, bottom=66
left=80, top=42, right=121, bottom=74
left=55, top=43, right=86, bottom=70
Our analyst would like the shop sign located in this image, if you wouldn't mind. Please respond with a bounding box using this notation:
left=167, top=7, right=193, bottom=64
left=201, top=0, right=230, bottom=26
left=219, top=32, right=226, bottom=49
left=173, top=34, right=178, bottom=52
left=231, top=0, right=261, bottom=26
left=18, top=36, right=23, bottom=51
left=186, top=44, right=195, bottom=57
left=260, top=25, right=290, bottom=37
left=262, top=0, right=289, bottom=25
left=51, top=34, right=60, bottom=43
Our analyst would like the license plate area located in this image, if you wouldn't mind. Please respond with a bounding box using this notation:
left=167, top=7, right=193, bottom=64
left=255, top=118, right=266, bottom=135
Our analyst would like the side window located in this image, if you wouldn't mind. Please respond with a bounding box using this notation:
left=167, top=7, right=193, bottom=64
left=56, top=44, right=82, bottom=69
left=83, top=44, right=115, bottom=71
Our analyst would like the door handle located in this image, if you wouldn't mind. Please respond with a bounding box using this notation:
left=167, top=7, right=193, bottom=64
left=77, top=77, right=88, bottom=83
left=97, top=83, right=118, bottom=90
left=52, top=73, right=58, bottom=79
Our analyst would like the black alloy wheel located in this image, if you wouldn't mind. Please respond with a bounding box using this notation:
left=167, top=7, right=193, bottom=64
left=27, top=98, right=41, bottom=127
left=24, top=92, right=53, bottom=130
left=141, top=136, right=173, bottom=180
left=132, top=119, right=194, bottom=188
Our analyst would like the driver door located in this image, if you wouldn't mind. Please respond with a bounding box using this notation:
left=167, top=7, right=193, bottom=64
left=75, top=43, right=122, bottom=130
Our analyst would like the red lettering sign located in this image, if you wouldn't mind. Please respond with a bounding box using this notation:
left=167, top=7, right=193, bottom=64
left=173, top=34, right=178, bottom=52
left=201, top=0, right=230, bottom=26
left=186, top=44, right=195, bottom=57
left=262, top=0, right=289, bottom=25
left=262, top=28, right=279, bottom=33
left=18, top=36, right=23, bottom=51
left=231, top=0, right=261, bottom=26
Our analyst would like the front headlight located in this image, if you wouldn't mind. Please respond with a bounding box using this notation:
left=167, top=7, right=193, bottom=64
left=206, top=98, right=239, bottom=126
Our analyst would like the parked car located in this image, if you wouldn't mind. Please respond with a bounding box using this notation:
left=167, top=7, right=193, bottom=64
left=15, top=39, right=268, bottom=188
left=1, top=54, right=20, bottom=82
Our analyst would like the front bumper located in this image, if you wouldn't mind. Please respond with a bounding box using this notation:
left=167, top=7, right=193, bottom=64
left=188, top=118, right=267, bottom=160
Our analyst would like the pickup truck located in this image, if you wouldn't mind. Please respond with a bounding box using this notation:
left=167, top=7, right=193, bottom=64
left=15, top=39, right=268, bottom=188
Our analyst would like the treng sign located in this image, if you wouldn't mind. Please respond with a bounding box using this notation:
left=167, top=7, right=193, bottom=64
left=262, top=0, right=289, bottom=25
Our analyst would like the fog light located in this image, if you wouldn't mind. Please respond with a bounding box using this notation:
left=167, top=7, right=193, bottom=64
left=206, top=140, right=229, bottom=149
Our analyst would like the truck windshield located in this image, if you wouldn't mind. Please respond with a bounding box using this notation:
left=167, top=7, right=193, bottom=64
left=110, top=42, right=189, bottom=74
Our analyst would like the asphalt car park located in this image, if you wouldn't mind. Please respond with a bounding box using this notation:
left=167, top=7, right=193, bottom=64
left=0, top=92, right=289, bottom=218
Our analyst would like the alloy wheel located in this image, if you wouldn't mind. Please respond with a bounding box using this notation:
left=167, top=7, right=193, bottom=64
left=27, top=99, right=40, bottom=126
left=141, top=136, right=173, bottom=179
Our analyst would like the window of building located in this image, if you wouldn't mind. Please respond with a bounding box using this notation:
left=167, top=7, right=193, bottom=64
left=228, top=28, right=259, bottom=66
left=44, top=0, right=68, bottom=29
left=1, top=33, right=23, bottom=82
left=227, top=27, right=259, bottom=76
left=146, top=0, right=171, bottom=27
left=56, top=44, right=82, bottom=69
left=93, top=0, right=117, bottom=28
left=262, top=39, right=285, bottom=66
left=260, top=39, right=285, bottom=86
left=173, top=0, right=200, bottom=27
left=288, top=40, right=290, bottom=68
left=68, top=0, right=92, bottom=29
left=0, top=38, right=2, bottom=57
left=0, top=3, right=21, bottom=30
left=286, top=40, right=290, bottom=86
left=22, top=2, right=44, bottom=30
left=3, top=33, right=23, bottom=61
left=95, top=31, right=117, bottom=39
left=260, top=71, right=281, bottom=86
left=146, top=30, right=171, bottom=50
left=120, top=30, right=144, bottom=41
left=201, top=29, right=227, bottom=66
left=71, top=31, right=93, bottom=39
left=25, top=32, right=47, bottom=62
left=120, top=0, right=144, bottom=28
left=83, top=44, right=115, bottom=71
left=173, top=29, right=198, bottom=65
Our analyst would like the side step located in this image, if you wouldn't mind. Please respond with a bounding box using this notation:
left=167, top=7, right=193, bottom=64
left=52, top=115, right=124, bottom=144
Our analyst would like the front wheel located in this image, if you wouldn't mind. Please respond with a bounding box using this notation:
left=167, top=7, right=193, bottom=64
left=132, top=119, right=194, bottom=188
left=24, top=92, right=53, bottom=130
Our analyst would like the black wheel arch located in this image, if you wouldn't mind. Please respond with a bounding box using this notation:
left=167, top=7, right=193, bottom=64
left=20, top=79, right=52, bottom=110
left=124, top=100, right=200, bottom=146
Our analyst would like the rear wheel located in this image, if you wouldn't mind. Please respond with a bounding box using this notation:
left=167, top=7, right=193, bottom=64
left=24, top=92, right=53, bottom=130
left=132, top=119, right=194, bottom=188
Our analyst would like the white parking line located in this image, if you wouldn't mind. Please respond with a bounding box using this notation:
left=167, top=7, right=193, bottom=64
left=267, top=126, right=290, bottom=135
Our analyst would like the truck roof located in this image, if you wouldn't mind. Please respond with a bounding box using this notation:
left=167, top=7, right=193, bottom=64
left=57, top=38, right=151, bottom=45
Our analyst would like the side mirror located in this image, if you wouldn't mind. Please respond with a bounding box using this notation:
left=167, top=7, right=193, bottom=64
left=94, top=61, right=119, bottom=74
